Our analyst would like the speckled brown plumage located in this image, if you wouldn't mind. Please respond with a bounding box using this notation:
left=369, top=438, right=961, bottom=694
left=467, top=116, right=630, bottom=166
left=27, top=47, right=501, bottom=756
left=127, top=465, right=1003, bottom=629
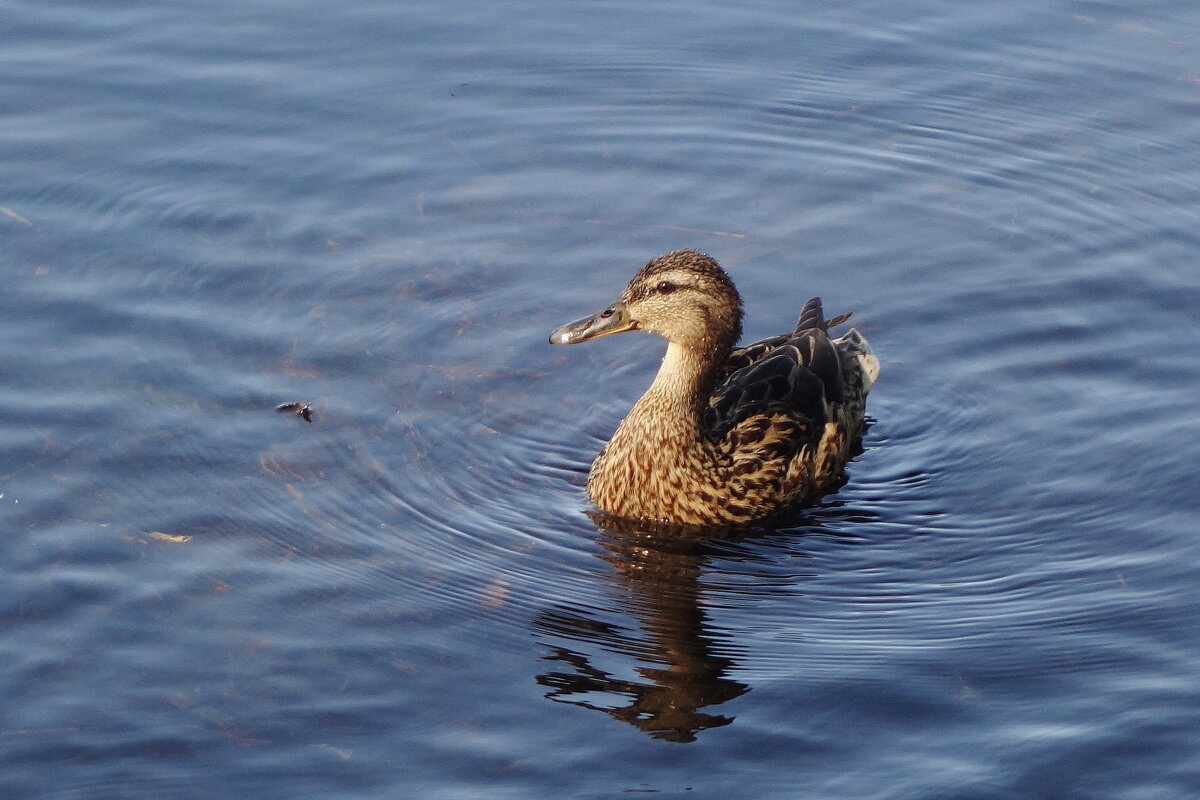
left=550, top=250, right=880, bottom=526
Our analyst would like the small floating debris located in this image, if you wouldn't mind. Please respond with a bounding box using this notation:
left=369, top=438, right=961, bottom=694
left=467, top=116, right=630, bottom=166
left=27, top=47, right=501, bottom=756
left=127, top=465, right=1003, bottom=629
left=147, top=531, right=192, bottom=544
left=0, top=207, right=33, bottom=227
left=277, top=401, right=313, bottom=422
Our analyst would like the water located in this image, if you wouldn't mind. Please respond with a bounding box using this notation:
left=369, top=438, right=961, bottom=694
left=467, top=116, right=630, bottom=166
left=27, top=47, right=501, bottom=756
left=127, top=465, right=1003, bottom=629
left=3, top=0, right=1200, bottom=797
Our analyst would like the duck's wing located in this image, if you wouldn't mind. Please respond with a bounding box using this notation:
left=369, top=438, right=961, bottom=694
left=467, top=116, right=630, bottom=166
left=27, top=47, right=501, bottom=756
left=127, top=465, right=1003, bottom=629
left=721, top=297, right=851, bottom=379
left=713, top=297, right=846, bottom=416
left=721, top=334, right=790, bottom=381
left=705, top=315, right=852, bottom=453
left=704, top=298, right=873, bottom=514
left=705, top=346, right=827, bottom=441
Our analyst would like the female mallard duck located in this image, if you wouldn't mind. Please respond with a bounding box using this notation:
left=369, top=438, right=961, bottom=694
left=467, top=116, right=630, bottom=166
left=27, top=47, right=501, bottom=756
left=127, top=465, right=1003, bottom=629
left=550, top=249, right=880, bottom=526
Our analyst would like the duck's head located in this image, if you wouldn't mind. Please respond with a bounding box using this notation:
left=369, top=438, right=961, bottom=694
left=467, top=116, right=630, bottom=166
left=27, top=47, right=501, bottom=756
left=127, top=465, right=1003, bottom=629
left=549, top=250, right=743, bottom=356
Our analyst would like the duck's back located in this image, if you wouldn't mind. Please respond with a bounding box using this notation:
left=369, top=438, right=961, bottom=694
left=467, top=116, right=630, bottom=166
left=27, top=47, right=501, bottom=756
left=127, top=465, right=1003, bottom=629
left=703, top=297, right=879, bottom=515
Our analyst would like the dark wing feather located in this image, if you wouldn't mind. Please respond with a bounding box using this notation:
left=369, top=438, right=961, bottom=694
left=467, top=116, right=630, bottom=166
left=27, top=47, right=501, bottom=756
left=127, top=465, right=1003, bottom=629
left=792, top=329, right=844, bottom=402
left=705, top=348, right=827, bottom=440
left=723, top=298, right=851, bottom=378
left=720, top=334, right=789, bottom=381
left=824, top=311, right=853, bottom=330
left=794, top=296, right=827, bottom=334
left=707, top=297, right=846, bottom=438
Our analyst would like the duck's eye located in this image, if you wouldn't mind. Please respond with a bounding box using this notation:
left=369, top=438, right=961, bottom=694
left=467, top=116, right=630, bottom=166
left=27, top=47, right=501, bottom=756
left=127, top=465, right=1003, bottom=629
left=655, top=281, right=677, bottom=295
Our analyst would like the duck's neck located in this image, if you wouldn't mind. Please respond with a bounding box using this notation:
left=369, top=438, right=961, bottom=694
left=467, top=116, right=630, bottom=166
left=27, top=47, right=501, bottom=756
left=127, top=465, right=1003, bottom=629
left=622, top=340, right=726, bottom=439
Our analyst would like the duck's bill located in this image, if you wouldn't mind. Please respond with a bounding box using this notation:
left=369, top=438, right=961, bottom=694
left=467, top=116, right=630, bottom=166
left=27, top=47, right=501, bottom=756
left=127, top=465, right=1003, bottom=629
left=549, top=302, right=636, bottom=344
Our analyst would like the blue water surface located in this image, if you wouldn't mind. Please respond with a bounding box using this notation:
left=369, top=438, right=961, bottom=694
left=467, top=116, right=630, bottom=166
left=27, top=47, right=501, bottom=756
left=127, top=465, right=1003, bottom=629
left=2, top=1, right=1199, bottom=798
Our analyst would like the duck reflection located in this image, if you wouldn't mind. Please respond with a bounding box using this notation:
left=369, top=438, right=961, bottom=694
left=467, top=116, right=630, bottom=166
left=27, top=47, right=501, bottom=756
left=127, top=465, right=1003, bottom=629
left=535, top=513, right=792, bottom=743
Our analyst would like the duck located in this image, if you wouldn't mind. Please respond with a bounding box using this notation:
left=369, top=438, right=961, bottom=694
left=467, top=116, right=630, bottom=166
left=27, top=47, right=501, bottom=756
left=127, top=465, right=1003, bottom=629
left=549, top=249, right=880, bottom=526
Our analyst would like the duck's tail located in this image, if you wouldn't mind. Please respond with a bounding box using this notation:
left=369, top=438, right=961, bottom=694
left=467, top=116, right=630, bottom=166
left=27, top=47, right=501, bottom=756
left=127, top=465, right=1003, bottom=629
left=793, top=296, right=879, bottom=394
left=794, top=297, right=853, bottom=334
